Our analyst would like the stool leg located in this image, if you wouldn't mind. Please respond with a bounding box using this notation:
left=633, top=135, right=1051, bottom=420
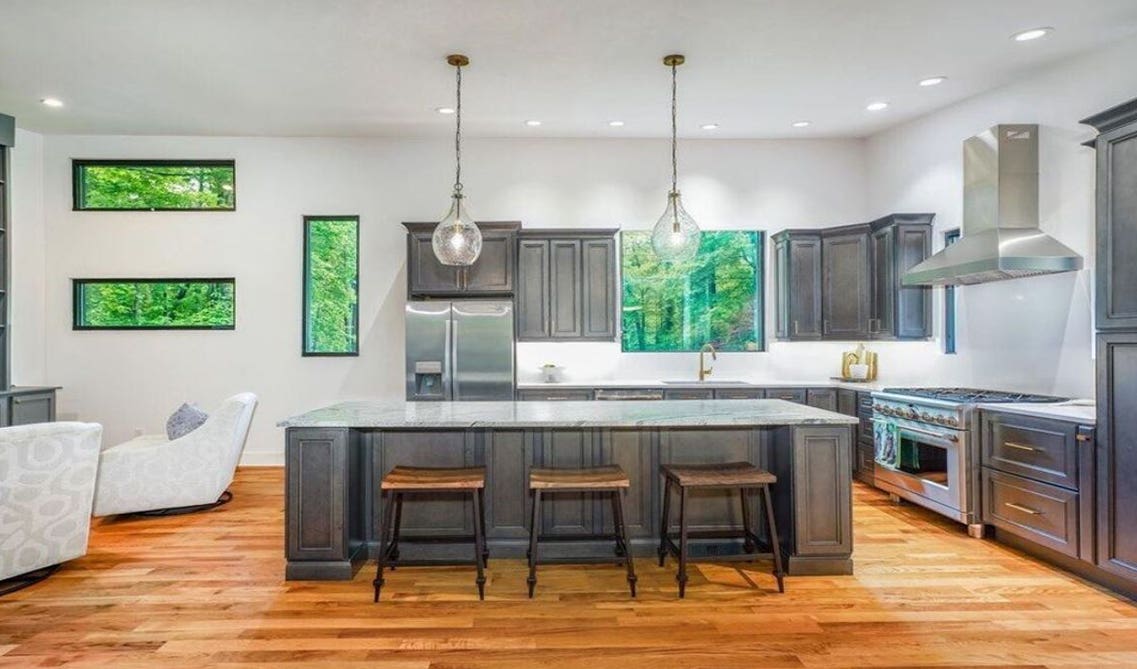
left=677, top=486, right=689, bottom=599
left=613, top=489, right=637, bottom=598
left=389, top=493, right=404, bottom=568
left=527, top=489, right=542, bottom=598
left=657, top=477, right=671, bottom=567
left=610, top=493, right=626, bottom=558
left=740, top=487, right=756, bottom=554
left=477, top=488, right=489, bottom=567
left=761, top=485, right=786, bottom=593
left=373, top=490, right=397, bottom=602
left=471, top=489, right=486, bottom=601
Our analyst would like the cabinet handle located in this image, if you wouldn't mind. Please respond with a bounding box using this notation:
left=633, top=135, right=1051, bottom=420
left=823, top=319, right=830, bottom=334
left=1003, top=441, right=1037, bottom=452
left=1004, top=501, right=1042, bottom=515
left=1075, top=434, right=1092, bottom=442
left=793, top=320, right=799, bottom=335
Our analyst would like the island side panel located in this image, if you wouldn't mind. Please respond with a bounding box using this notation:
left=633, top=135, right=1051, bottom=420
left=769, top=425, right=854, bottom=575
left=285, top=427, right=367, bottom=580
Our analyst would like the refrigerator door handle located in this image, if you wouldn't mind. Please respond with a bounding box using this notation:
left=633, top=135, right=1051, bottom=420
left=451, top=317, right=461, bottom=400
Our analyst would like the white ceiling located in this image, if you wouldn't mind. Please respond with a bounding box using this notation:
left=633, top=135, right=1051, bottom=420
left=3, top=0, right=1137, bottom=139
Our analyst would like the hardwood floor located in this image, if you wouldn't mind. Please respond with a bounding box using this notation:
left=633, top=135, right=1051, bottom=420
left=2, top=468, right=1136, bottom=668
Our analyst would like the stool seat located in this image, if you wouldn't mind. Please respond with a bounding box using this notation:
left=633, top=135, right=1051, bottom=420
left=661, top=461, right=776, bottom=488
left=530, top=465, right=630, bottom=490
left=381, top=466, right=486, bottom=490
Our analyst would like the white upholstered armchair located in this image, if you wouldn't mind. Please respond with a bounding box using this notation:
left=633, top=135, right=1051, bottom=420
left=0, top=422, right=103, bottom=589
left=93, top=393, right=257, bottom=517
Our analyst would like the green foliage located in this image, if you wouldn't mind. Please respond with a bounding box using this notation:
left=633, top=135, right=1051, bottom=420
left=78, top=163, right=235, bottom=210
left=621, top=230, right=762, bottom=352
left=77, top=280, right=235, bottom=328
left=304, top=218, right=359, bottom=354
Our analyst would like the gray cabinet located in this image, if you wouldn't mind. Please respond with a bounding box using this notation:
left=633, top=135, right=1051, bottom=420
left=766, top=388, right=807, bottom=404
left=822, top=225, right=871, bottom=339
left=517, top=388, right=594, bottom=401
left=663, top=388, right=714, bottom=400
left=869, top=214, right=933, bottom=339
left=772, top=231, right=822, bottom=340
left=403, top=222, right=519, bottom=297
left=0, top=130, right=8, bottom=390
left=806, top=388, right=837, bottom=412
left=0, top=389, right=59, bottom=427
left=515, top=230, right=617, bottom=342
left=1096, top=333, right=1137, bottom=584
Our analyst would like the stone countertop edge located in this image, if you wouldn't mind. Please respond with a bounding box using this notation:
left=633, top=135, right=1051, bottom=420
left=278, top=399, right=861, bottom=429
left=0, top=385, right=62, bottom=396
left=976, top=401, right=1097, bottom=425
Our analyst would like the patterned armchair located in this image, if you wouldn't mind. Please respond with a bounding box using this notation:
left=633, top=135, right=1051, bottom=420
left=0, top=422, right=103, bottom=585
left=93, top=393, right=257, bottom=517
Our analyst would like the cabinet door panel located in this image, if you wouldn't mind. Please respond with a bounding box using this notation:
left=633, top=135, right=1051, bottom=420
left=599, top=430, right=655, bottom=538
left=516, top=240, right=550, bottom=339
left=378, top=431, right=472, bottom=536
left=806, top=389, right=837, bottom=412
left=538, top=430, right=594, bottom=535
left=581, top=238, right=616, bottom=339
left=895, top=225, right=932, bottom=338
left=870, top=226, right=895, bottom=338
left=789, top=236, right=822, bottom=339
left=1096, top=333, right=1137, bottom=583
left=10, top=393, right=55, bottom=425
left=549, top=240, right=582, bottom=338
left=1097, top=126, right=1137, bottom=330
left=485, top=431, right=530, bottom=539
left=822, top=230, right=871, bottom=339
left=407, top=232, right=459, bottom=294
left=658, top=429, right=759, bottom=532
left=464, top=230, right=514, bottom=293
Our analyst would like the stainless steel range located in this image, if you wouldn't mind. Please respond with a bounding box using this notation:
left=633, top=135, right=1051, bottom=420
left=871, top=388, right=1066, bottom=537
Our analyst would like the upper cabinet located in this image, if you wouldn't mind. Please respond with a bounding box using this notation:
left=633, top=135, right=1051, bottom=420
left=516, top=229, right=618, bottom=342
left=1083, top=99, right=1137, bottom=331
left=774, top=214, right=932, bottom=342
left=404, top=222, right=519, bottom=297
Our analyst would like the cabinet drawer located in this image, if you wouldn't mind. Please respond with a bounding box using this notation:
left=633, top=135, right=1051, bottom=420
left=982, top=411, right=1079, bottom=490
left=765, top=388, right=807, bottom=404
left=806, top=388, right=837, bottom=411
left=982, top=468, right=1079, bottom=558
left=517, top=389, right=593, bottom=401
left=664, top=389, right=715, bottom=400
left=714, top=388, right=765, bottom=400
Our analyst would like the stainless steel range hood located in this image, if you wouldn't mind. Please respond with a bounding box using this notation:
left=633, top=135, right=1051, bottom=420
left=903, top=124, right=1083, bottom=286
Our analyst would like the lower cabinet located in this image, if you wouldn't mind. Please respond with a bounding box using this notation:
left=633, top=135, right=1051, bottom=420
left=663, top=388, right=715, bottom=400
left=516, top=389, right=594, bottom=401
left=766, top=388, right=808, bottom=404
left=1096, top=333, right=1137, bottom=585
left=806, top=388, right=837, bottom=412
left=0, top=390, right=58, bottom=427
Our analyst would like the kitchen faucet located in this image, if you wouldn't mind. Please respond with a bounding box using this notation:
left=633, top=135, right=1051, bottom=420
left=698, top=343, right=717, bottom=381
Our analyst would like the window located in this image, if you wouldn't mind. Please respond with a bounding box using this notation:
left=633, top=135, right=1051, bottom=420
left=943, top=229, right=961, bottom=354
left=303, top=216, right=359, bottom=356
left=621, top=230, right=763, bottom=352
left=73, top=279, right=236, bottom=330
left=73, top=159, right=236, bottom=211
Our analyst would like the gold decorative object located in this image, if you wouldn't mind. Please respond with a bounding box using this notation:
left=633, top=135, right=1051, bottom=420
left=838, top=343, right=878, bottom=381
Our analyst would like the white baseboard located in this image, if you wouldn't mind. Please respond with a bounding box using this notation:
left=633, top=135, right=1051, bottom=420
left=240, top=451, right=285, bottom=467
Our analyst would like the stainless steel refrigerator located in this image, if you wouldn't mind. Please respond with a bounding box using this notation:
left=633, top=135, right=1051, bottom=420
left=405, top=300, right=515, bottom=401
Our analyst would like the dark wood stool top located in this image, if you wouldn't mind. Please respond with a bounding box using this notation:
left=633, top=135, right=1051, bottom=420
left=661, top=462, right=776, bottom=488
left=381, top=466, right=486, bottom=490
left=529, top=465, right=630, bottom=490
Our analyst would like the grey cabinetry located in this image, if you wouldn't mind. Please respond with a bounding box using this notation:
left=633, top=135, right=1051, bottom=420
left=806, top=388, right=837, bottom=412
left=822, top=225, right=871, bottom=339
left=0, top=389, right=59, bottom=427
left=663, top=388, right=715, bottom=400
left=766, top=388, right=808, bottom=404
left=772, top=231, right=822, bottom=340
left=869, top=214, right=933, bottom=339
left=517, top=388, right=594, bottom=401
left=404, top=222, right=519, bottom=297
left=515, top=230, right=617, bottom=342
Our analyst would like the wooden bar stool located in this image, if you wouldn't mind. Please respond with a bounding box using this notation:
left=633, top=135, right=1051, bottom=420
left=372, top=465, right=488, bottom=602
left=657, top=461, right=785, bottom=598
left=526, top=465, right=637, bottom=598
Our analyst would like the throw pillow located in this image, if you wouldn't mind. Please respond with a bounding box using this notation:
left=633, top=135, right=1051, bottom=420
left=166, top=403, right=209, bottom=440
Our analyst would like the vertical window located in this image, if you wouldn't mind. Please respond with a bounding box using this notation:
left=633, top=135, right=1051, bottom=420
left=73, top=160, right=236, bottom=211
left=73, top=279, right=236, bottom=330
left=303, top=216, right=359, bottom=356
left=943, top=229, right=961, bottom=354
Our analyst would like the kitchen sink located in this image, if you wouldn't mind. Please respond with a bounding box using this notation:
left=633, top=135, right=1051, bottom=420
left=661, top=380, right=750, bottom=385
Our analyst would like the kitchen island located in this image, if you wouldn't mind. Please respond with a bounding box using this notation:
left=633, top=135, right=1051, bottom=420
left=279, top=399, right=857, bottom=580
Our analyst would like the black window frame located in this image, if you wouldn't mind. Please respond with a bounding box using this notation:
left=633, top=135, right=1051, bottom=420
left=72, top=159, right=237, bottom=211
left=302, top=215, right=360, bottom=357
left=72, top=278, right=237, bottom=331
left=943, top=228, right=961, bottom=354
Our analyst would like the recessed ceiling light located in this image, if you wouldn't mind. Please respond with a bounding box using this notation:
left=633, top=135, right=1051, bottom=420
left=918, top=76, right=947, bottom=87
left=791, top=120, right=811, bottom=128
left=525, top=120, right=542, bottom=127
left=700, top=123, right=719, bottom=130
left=866, top=101, right=889, bottom=112
left=41, top=97, right=64, bottom=108
left=1012, top=27, right=1053, bottom=42
left=435, top=106, right=455, bottom=114
left=608, top=120, right=625, bottom=127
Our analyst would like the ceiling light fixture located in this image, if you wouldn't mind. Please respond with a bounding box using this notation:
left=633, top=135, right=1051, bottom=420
left=918, top=76, right=947, bottom=87
left=651, top=54, right=702, bottom=263
left=866, top=101, right=889, bottom=112
left=41, top=97, right=64, bottom=108
left=431, top=54, right=482, bottom=267
left=792, top=121, right=811, bottom=128
left=608, top=120, right=625, bottom=127
left=524, top=120, right=542, bottom=127
left=1012, top=27, right=1053, bottom=42
left=700, top=123, right=719, bottom=130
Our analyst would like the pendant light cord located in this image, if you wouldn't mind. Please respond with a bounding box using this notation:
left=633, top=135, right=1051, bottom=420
left=454, top=63, right=463, bottom=195
left=670, top=61, right=678, bottom=195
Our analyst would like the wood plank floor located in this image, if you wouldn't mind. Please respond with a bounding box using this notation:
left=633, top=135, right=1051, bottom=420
left=2, top=468, right=1136, bottom=668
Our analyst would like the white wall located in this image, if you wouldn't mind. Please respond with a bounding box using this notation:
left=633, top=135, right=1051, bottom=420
left=8, top=127, right=47, bottom=385
left=38, top=135, right=881, bottom=463
left=866, top=36, right=1137, bottom=399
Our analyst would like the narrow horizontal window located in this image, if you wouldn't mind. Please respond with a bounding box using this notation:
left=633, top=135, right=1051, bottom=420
left=303, top=216, right=360, bottom=355
left=73, top=279, right=236, bottom=330
left=73, top=159, right=236, bottom=211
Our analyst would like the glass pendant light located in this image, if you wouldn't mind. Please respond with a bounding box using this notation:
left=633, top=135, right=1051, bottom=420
left=651, top=54, right=701, bottom=263
left=432, top=54, right=482, bottom=266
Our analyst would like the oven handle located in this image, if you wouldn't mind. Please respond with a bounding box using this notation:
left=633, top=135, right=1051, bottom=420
left=872, top=419, right=960, bottom=443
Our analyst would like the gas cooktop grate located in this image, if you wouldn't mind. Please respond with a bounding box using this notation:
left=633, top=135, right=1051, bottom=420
left=881, top=387, right=1068, bottom=404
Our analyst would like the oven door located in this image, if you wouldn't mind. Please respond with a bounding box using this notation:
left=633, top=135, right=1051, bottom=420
left=874, top=421, right=964, bottom=517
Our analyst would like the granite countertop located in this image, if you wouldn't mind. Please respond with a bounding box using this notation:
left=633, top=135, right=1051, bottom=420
left=517, top=379, right=888, bottom=392
left=977, top=401, right=1096, bottom=424
left=279, top=399, right=860, bottom=429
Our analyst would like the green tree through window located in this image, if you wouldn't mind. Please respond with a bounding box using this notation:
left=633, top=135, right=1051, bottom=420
left=304, top=216, right=359, bottom=355
left=74, top=160, right=236, bottom=210
left=74, top=279, right=235, bottom=329
left=622, top=230, right=763, bottom=352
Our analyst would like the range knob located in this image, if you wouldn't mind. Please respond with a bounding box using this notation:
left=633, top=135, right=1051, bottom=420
left=920, top=412, right=934, bottom=422
left=945, top=416, right=960, bottom=427
left=906, top=409, right=919, bottom=419
left=873, top=404, right=883, bottom=412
